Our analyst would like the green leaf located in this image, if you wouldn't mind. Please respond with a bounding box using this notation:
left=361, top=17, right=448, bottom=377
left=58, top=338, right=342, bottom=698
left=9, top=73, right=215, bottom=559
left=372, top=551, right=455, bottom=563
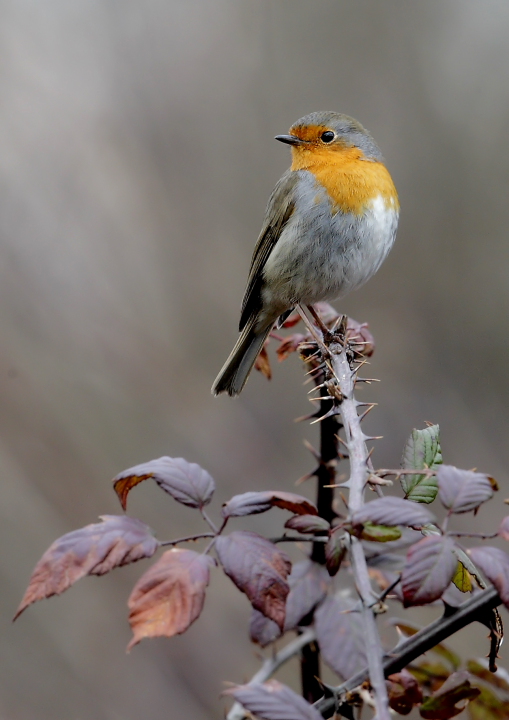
left=420, top=671, right=480, bottom=718
left=359, top=522, right=402, bottom=542
left=466, top=659, right=509, bottom=692
left=468, top=685, right=508, bottom=720
left=452, top=561, right=473, bottom=593
left=401, top=424, right=442, bottom=504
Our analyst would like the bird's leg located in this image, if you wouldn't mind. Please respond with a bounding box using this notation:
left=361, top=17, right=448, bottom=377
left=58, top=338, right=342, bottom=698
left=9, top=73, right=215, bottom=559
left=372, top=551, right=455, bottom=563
left=296, top=304, right=329, bottom=358
left=306, top=304, right=333, bottom=337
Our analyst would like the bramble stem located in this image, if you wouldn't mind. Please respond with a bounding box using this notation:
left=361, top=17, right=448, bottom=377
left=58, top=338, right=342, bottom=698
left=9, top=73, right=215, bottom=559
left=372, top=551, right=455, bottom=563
left=328, top=335, right=390, bottom=720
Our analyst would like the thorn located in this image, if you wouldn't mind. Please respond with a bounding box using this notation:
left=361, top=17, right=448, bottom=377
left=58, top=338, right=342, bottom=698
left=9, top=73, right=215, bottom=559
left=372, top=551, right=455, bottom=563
left=308, top=382, right=326, bottom=394
left=301, top=349, right=321, bottom=363
left=353, top=359, right=369, bottom=373
left=304, top=362, right=325, bottom=376
left=295, top=470, right=318, bottom=485
left=358, top=404, right=377, bottom=422
left=339, top=491, right=349, bottom=511
left=310, top=406, right=340, bottom=424
left=363, top=435, right=384, bottom=441
left=355, top=378, right=380, bottom=384
left=303, top=439, right=320, bottom=460
left=336, top=435, right=350, bottom=451
left=294, top=412, right=320, bottom=423
left=366, top=446, right=376, bottom=460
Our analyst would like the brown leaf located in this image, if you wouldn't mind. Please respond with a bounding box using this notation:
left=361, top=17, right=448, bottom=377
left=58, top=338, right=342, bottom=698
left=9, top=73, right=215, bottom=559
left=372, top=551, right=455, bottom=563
left=284, top=515, right=330, bottom=534
left=401, top=535, right=457, bottom=607
left=315, top=593, right=367, bottom=679
left=249, top=609, right=282, bottom=647
left=222, top=491, right=317, bottom=519
left=15, top=516, right=158, bottom=619
left=419, top=671, right=480, bottom=719
left=468, top=685, right=509, bottom=720
left=225, top=680, right=322, bottom=720
left=280, top=310, right=301, bottom=328
left=215, top=531, right=291, bottom=629
left=438, top=465, right=494, bottom=514
left=276, top=333, right=307, bottom=362
left=127, top=549, right=213, bottom=650
left=254, top=343, right=272, bottom=379
left=468, top=546, right=509, bottom=605
left=324, top=533, right=347, bottom=577
left=284, top=560, right=330, bottom=631
left=113, top=456, right=215, bottom=510
left=345, top=317, right=375, bottom=357
left=387, top=670, right=423, bottom=715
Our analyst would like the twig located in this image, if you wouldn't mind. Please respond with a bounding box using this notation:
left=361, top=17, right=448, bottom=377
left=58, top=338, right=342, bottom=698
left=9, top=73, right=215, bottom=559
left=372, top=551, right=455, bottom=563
left=270, top=535, right=328, bottom=544
left=200, top=508, right=219, bottom=533
left=328, top=336, right=390, bottom=720
left=159, top=532, right=215, bottom=546
left=226, top=629, right=317, bottom=720
left=315, top=586, right=502, bottom=717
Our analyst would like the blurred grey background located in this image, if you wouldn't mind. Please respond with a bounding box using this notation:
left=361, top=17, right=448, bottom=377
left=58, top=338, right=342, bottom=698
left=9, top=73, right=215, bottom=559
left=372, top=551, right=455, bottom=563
left=2, top=1, right=509, bottom=717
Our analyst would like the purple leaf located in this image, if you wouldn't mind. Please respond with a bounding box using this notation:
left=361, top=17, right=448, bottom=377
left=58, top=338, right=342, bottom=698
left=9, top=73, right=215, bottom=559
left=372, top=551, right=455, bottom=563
left=315, top=594, right=367, bottom=679
left=215, top=531, right=291, bottom=629
left=468, top=546, right=509, bottom=605
left=222, top=491, right=317, bottom=519
left=438, top=465, right=494, bottom=514
left=401, top=535, right=457, bottom=607
left=225, top=680, right=322, bottom=720
left=284, top=515, right=330, bottom=534
left=113, top=456, right=215, bottom=509
left=249, top=609, right=281, bottom=647
left=249, top=560, right=330, bottom=647
left=284, top=560, right=330, bottom=631
left=498, top=516, right=509, bottom=541
left=351, top=496, right=435, bottom=529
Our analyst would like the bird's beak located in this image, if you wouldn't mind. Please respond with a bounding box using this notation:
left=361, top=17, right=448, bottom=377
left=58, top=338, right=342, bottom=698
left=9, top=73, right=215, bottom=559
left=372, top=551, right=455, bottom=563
left=274, top=134, right=305, bottom=146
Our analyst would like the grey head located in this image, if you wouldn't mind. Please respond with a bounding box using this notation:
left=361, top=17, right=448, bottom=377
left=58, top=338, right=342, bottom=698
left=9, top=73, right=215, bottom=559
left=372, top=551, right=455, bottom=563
left=275, top=111, right=383, bottom=162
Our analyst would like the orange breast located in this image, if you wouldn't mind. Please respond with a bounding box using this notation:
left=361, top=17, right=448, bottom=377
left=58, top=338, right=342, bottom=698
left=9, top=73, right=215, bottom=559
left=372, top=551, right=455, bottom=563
left=290, top=145, right=399, bottom=216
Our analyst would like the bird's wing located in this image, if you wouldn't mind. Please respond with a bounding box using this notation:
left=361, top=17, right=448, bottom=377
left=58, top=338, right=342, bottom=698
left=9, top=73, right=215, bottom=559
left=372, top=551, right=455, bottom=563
left=239, top=170, right=298, bottom=331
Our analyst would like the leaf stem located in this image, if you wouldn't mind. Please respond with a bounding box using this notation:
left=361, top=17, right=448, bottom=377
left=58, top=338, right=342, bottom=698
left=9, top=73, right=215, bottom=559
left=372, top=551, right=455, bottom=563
left=200, top=507, right=219, bottom=533
left=270, top=535, right=328, bottom=544
left=159, top=532, right=216, bottom=546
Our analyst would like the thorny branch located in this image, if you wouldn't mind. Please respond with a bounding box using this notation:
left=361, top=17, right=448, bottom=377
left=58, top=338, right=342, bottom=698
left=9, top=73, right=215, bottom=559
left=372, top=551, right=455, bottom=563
left=315, top=586, right=502, bottom=717
left=326, top=330, right=391, bottom=720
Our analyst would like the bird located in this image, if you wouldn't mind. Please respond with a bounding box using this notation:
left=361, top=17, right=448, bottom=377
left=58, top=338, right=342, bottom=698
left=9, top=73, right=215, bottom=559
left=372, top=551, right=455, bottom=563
left=212, top=111, right=399, bottom=396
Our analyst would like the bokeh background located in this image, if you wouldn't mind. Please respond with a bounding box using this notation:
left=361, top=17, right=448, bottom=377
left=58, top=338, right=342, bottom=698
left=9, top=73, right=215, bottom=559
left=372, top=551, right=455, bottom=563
left=2, top=1, right=509, bottom=718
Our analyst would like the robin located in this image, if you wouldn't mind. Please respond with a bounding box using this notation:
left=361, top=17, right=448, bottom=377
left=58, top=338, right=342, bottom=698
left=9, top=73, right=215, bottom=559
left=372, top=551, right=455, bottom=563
left=212, top=111, right=399, bottom=396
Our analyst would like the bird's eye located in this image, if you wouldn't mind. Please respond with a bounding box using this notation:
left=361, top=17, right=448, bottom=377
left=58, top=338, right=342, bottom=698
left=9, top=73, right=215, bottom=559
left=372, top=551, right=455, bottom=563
left=320, top=131, right=335, bottom=143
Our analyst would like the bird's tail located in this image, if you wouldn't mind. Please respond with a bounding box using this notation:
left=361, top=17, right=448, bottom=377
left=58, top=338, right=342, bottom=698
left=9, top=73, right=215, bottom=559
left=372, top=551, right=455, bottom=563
left=212, top=318, right=272, bottom=397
